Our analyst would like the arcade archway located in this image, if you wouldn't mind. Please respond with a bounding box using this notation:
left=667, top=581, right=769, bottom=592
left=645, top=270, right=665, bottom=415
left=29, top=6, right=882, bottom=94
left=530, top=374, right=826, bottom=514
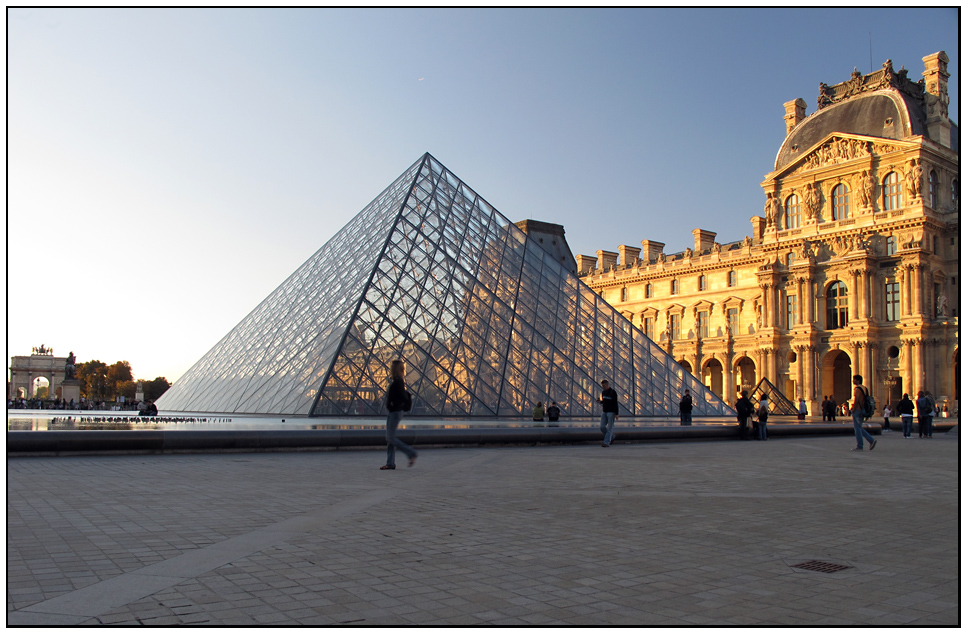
left=822, top=350, right=853, bottom=407
left=734, top=356, right=756, bottom=396
left=702, top=358, right=724, bottom=400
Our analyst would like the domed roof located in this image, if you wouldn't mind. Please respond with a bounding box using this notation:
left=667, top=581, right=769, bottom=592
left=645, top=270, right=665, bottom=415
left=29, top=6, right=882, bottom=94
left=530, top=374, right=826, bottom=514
left=775, top=90, right=926, bottom=171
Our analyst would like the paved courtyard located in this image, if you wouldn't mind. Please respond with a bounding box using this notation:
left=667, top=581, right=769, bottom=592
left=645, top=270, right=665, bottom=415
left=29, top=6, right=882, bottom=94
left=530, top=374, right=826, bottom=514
left=7, top=429, right=959, bottom=626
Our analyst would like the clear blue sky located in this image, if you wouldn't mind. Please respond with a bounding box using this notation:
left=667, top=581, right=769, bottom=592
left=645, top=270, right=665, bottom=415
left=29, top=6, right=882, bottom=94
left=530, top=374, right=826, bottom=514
left=8, top=7, right=959, bottom=384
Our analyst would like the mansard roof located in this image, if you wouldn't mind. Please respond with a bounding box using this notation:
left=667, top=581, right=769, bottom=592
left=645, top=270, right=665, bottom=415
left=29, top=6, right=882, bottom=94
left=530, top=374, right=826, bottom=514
left=776, top=59, right=959, bottom=172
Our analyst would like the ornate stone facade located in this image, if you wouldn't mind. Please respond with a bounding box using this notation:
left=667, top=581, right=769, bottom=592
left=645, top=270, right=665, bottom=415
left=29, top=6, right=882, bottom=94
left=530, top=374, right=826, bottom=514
left=579, top=52, right=959, bottom=414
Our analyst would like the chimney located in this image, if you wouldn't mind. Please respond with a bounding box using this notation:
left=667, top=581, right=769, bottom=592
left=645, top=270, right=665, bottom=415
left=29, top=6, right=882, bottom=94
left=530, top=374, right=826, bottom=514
left=750, top=217, right=765, bottom=242
left=617, top=245, right=641, bottom=266
left=640, top=240, right=665, bottom=263
left=783, top=98, right=807, bottom=136
left=575, top=254, right=596, bottom=275
left=596, top=250, right=619, bottom=271
left=922, top=51, right=951, bottom=148
left=692, top=229, right=717, bottom=253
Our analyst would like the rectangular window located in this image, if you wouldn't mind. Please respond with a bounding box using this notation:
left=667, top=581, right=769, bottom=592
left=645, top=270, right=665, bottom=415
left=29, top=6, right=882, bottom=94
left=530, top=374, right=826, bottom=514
left=886, top=235, right=897, bottom=256
left=671, top=279, right=679, bottom=295
left=643, top=317, right=653, bottom=340
left=728, top=270, right=737, bottom=287
left=727, top=308, right=739, bottom=335
left=885, top=281, right=900, bottom=322
left=786, top=295, right=798, bottom=329
left=669, top=314, right=681, bottom=341
left=697, top=311, right=708, bottom=338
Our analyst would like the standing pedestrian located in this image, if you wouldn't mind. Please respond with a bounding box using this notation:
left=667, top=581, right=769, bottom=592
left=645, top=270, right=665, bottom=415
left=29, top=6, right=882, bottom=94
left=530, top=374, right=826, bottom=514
left=850, top=375, right=876, bottom=451
left=925, top=391, right=937, bottom=437
left=915, top=391, right=933, bottom=438
left=679, top=389, right=693, bottom=426
left=735, top=390, right=754, bottom=440
left=821, top=396, right=829, bottom=421
left=798, top=398, right=807, bottom=420
left=897, top=393, right=915, bottom=438
left=381, top=359, right=417, bottom=470
left=598, top=380, right=619, bottom=447
left=828, top=396, right=838, bottom=422
left=757, top=398, right=769, bottom=440
left=882, top=404, right=892, bottom=432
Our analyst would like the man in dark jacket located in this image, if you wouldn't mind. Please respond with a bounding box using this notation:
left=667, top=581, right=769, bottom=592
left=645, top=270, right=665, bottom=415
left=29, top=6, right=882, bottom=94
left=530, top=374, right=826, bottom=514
left=679, top=390, right=693, bottom=425
left=916, top=391, right=933, bottom=438
left=896, top=393, right=915, bottom=438
left=598, top=380, right=619, bottom=447
left=735, top=390, right=754, bottom=440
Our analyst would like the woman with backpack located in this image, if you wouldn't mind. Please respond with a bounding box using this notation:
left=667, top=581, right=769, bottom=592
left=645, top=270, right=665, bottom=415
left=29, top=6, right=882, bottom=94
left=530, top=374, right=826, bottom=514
left=381, top=359, right=418, bottom=470
left=757, top=399, right=769, bottom=441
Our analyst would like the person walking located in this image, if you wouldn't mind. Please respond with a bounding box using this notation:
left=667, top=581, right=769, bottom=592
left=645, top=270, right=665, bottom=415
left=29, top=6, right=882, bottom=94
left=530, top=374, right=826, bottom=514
left=532, top=401, right=545, bottom=422
left=850, top=375, right=876, bottom=451
left=915, top=391, right=933, bottom=438
left=882, top=404, right=892, bottom=432
left=598, top=380, right=619, bottom=447
left=679, top=389, right=693, bottom=426
left=925, top=391, right=937, bottom=437
left=757, top=398, right=769, bottom=440
left=897, top=393, right=915, bottom=438
left=798, top=398, right=807, bottom=421
left=735, top=390, right=754, bottom=440
left=381, top=359, right=417, bottom=470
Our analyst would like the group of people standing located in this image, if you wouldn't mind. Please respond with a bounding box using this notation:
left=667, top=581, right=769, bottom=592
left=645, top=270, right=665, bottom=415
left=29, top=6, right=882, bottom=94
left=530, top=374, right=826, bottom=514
left=733, top=391, right=771, bottom=440
left=884, top=391, right=938, bottom=439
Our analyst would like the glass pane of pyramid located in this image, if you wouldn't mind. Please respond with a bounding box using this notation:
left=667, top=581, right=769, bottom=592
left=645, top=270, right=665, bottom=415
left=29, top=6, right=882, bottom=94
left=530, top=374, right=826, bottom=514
left=158, top=153, right=733, bottom=417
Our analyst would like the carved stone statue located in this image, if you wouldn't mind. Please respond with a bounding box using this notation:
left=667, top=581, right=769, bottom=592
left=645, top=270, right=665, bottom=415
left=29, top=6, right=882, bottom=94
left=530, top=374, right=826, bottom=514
left=803, top=182, right=821, bottom=221
left=684, top=247, right=692, bottom=258
left=764, top=193, right=780, bottom=228
left=937, top=293, right=948, bottom=318
left=743, top=236, right=753, bottom=248
left=906, top=159, right=923, bottom=199
left=859, top=169, right=875, bottom=209
left=755, top=303, right=763, bottom=329
left=712, top=241, right=721, bottom=254
left=65, top=351, right=77, bottom=380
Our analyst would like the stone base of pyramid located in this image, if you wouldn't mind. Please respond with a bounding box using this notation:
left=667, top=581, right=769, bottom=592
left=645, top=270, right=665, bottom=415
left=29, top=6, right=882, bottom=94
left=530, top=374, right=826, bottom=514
left=3, top=421, right=923, bottom=454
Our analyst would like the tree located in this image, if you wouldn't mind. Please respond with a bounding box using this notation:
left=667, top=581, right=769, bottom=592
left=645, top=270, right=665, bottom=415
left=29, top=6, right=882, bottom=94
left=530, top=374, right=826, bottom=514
left=143, top=377, right=171, bottom=401
left=106, top=361, right=133, bottom=399
left=77, top=360, right=109, bottom=400
left=116, top=380, right=137, bottom=401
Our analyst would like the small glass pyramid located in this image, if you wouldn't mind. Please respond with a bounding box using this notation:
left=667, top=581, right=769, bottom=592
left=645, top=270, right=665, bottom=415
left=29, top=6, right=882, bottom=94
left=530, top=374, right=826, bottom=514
left=157, top=154, right=734, bottom=418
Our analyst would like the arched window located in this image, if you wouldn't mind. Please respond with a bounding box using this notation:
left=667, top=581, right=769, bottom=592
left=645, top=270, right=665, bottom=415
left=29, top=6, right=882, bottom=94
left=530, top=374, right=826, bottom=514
left=728, top=270, right=737, bottom=287
left=826, top=281, right=849, bottom=330
left=832, top=183, right=850, bottom=220
left=698, top=275, right=707, bottom=291
left=671, top=279, right=679, bottom=295
left=929, top=170, right=939, bottom=209
left=645, top=283, right=653, bottom=298
left=620, top=287, right=628, bottom=302
left=785, top=194, right=801, bottom=229
left=883, top=172, right=902, bottom=211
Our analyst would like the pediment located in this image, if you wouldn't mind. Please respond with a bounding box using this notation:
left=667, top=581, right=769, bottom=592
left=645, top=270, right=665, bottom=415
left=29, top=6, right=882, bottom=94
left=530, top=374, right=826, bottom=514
left=767, top=133, right=917, bottom=182
left=690, top=299, right=715, bottom=312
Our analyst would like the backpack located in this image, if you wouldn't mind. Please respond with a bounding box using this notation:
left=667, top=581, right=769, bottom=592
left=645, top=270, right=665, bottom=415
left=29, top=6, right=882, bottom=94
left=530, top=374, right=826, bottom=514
left=861, top=386, right=875, bottom=419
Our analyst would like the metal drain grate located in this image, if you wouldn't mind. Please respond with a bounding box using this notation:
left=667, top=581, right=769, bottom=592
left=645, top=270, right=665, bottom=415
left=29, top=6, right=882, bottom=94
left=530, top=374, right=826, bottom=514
left=791, top=560, right=853, bottom=573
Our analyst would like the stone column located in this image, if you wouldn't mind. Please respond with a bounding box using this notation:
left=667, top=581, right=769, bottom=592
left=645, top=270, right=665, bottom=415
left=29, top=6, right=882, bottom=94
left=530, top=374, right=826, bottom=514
left=724, top=351, right=735, bottom=403
left=912, top=265, right=923, bottom=316
left=803, top=345, right=816, bottom=407
left=868, top=344, right=878, bottom=404
left=796, top=345, right=805, bottom=400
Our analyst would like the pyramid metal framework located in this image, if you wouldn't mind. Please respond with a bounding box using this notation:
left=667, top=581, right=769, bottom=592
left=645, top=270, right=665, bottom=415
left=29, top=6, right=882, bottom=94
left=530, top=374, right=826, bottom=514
left=748, top=378, right=800, bottom=416
left=157, top=154, right=734, bottom=418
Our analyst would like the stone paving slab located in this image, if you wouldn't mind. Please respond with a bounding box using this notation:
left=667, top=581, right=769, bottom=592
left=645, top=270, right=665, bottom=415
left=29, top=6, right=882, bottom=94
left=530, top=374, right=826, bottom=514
left=7, top=430, right=959, bottom=626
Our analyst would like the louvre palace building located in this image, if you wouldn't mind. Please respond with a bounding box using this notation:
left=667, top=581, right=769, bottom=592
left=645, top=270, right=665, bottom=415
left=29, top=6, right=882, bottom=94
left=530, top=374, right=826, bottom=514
left=578, top=52, right=959, bottom=415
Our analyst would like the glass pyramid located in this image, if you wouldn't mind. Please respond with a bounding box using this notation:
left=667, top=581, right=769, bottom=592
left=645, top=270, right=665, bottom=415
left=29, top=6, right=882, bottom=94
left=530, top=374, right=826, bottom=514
left=157, top=154, right=733, bottom=418
left=748, top=378, right=800, bottom=416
